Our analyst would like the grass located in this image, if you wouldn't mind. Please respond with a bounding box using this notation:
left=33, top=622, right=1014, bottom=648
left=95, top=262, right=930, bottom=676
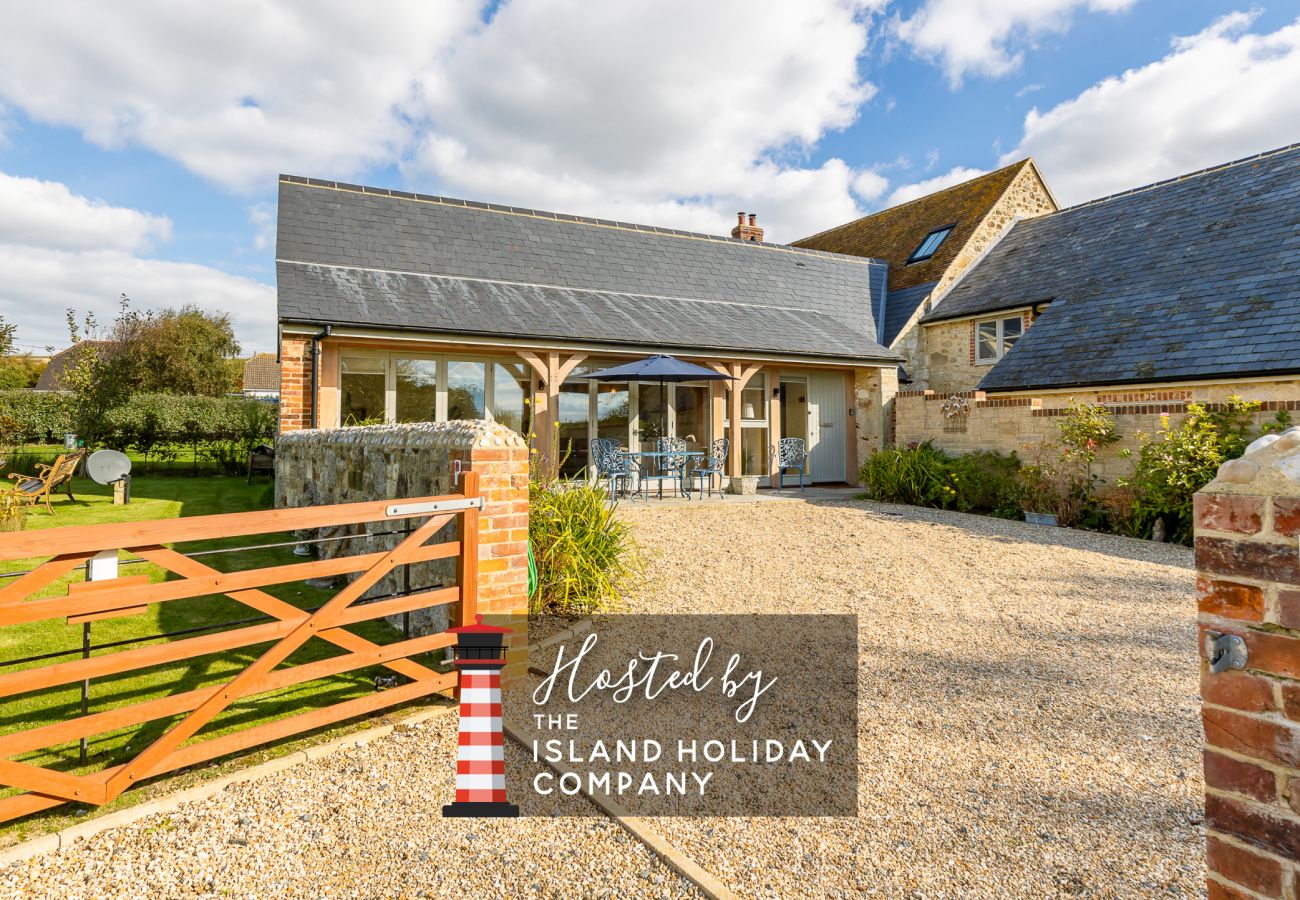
left=0, top=473, right=452, bottom=843
left=4, top=443, right=234, bottom=478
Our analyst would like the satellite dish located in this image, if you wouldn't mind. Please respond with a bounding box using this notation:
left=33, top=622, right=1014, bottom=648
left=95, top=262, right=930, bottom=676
left=87, top=449, right=132, bottom=485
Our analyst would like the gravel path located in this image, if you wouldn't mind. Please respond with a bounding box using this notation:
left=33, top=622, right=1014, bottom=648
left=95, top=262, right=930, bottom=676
left=0, top=498, right=1203, bottom=898
left=621, top=497, right=1204, bottom=898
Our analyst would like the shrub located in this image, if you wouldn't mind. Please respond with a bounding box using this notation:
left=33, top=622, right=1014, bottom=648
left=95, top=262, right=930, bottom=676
left=949, top=450, right=1021, bottom=516
left=1123, top=401, right=1232, bottom=542
left=858, top=441, right=956, bottom=507
left=528, top=462, right=641, bottom=617
left=0, top=391, right=277, bottom=446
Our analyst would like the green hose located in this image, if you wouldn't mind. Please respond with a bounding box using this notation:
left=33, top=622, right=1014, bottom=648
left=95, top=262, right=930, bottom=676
left=527, top=538, right=539, bottom=599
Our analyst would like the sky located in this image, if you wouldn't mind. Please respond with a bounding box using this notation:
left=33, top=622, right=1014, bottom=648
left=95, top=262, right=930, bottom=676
left=0, top=1, right=1298, bottom=355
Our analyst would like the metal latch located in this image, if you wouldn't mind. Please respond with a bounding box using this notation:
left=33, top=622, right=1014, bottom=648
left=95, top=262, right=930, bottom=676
left=385, top=497, right=485, bottom=517
left=1205, top=632, right=1248, bottom=674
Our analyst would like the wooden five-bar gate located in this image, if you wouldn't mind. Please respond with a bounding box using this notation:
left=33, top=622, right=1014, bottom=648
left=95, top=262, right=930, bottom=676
left=0, top=472, right=484, bottom=823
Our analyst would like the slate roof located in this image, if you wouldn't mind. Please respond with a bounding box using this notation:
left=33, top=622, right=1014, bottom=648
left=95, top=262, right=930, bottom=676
left=276, top=177, right=896, bottom=363
left=792, top=161, right=1038, bottom=293
left=880, top=281, right=937, bottom=346
left=926, top=143, right=1300, bottom=392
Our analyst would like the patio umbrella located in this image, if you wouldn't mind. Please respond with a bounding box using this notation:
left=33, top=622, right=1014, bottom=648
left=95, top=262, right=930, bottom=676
left=581, top=354, right=733, bottom=442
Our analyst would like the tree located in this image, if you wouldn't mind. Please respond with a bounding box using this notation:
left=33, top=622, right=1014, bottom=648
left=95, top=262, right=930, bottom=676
left=0, top=316, right=46, bottom=388
left=125, top=304, right=241, bottom=397
left=58, top=300, right=138, bottom=444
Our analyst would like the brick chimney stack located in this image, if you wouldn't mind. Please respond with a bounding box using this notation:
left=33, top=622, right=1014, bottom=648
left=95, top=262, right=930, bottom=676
left=731, top=211, right=764, bottom=242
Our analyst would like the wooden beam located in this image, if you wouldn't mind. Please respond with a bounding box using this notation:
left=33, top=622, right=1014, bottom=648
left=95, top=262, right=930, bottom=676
left=516, top=350, right=548, bottom=382
left=0, top=491, right=472, bottom=561
left=555, top=352, right=588, bottom=383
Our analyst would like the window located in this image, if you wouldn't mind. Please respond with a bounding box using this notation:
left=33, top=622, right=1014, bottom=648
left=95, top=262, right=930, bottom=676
left=336, top=352, right=505, bottom=429
left=446, top=360, right=486, bottom=420
left=975, top=315, right=1024, bottom=364
left=739, top=374, right=769, bottom=476
left=907, top=224, right=954, bottom=263
left=491, top=362, right=531, bottom=434
left=394, top=357, right=438, bottom=423
left=340, top=356, right=386, bottom=425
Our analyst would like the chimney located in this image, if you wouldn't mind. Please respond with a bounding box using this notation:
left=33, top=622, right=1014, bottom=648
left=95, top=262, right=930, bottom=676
left=731, top=211, right=764, bottom=242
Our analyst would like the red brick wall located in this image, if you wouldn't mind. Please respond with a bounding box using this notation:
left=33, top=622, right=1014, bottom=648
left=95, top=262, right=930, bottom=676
left=279, top=336, right=311, bottom=432
left=453, top=442, right=531, bottom=687
left=1197, top=432, right=1300, bottom=899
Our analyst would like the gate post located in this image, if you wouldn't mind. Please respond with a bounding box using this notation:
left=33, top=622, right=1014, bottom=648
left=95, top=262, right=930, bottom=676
left=456, top=427, right=531, bottom=689
left=1196, top=429, right=1300, bottom=899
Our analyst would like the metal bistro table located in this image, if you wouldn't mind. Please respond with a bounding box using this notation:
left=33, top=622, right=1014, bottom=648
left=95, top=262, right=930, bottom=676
left=620, top=449, right=706, bottom=500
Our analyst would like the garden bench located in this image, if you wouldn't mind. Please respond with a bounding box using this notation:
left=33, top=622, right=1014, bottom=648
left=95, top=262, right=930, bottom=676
left=8, top=450, right=84, bottom=513
left=246, top=443, right=275, bottom=483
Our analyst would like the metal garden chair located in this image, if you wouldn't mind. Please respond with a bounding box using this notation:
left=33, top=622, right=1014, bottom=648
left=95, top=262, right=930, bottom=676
left=774, top=437, right=807, bottom=492
left=689, top=437, right=729, bottom=498
left=642, top=436, right=689, bottom=499
left=590, top=438, right=635, bottom=500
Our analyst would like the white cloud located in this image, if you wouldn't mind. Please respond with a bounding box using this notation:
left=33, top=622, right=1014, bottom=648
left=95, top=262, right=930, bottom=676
left=0, top=172, right=171, bottom=252
left=0, top=2, right=481, bottom=192
left=0, top=171, right=273, bottom=351
left=405, top=0, right=882, bottom=241
left=1004, top=12, right=1300, bottom=205
left=248, top=202, right=277, bottom=252
left=851, top=169, right=890, bottom=202
left=884, top=166, right=987, bottom=206
left=895, top=0, right=1136, bottom=84
left=0, top=1, right=886, bottom=242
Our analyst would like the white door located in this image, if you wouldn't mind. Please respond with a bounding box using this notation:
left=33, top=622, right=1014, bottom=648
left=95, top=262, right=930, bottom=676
left=807, top=373, right=847, bottom=483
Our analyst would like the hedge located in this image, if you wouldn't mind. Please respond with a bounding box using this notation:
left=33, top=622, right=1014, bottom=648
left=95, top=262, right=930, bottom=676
left=0, top=391, right=278, bottom=443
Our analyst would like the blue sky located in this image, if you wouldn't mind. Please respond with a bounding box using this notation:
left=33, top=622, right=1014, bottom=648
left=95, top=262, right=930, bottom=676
left=0, top=1, right=1297, bottom=354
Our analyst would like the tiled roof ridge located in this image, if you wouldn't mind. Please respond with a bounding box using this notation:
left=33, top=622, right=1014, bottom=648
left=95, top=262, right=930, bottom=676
left=792, top=158, right=1030, bottom=244
left=1057, top=142, right=1300, bottom=213
left=278, top=175, right=886, bottom=267
left=277, top=258, right=863, bottom=321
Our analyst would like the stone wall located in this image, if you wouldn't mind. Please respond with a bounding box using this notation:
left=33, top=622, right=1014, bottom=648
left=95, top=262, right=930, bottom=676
left=893, top=380, right=1300, bottom=482
left=1196, top=428, right=1300, bottom=899
left=854, top=365, right=898, bottom=462
left=893, top=162, right=1056, bottom=386
left=275, top=421, right=530, bottom=683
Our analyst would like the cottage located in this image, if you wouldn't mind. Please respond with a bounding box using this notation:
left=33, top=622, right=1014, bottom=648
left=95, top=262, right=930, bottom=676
left=891, top=143, right=1300, bottom=468
left=275, top=177, right=900, bottom=485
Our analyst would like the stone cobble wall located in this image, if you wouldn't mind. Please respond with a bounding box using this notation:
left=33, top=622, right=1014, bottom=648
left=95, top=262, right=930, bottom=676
left=1196, top=428, right=1300, bottom=899
left=275, top=421, right=530, bottom=682
left=892, top=380, right=1300, bottom=482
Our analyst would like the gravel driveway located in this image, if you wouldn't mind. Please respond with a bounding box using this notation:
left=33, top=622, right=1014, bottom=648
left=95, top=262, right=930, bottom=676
left=0, top=497, right=1203, bottom=898
left=623, top=497, right=1204, bottom=898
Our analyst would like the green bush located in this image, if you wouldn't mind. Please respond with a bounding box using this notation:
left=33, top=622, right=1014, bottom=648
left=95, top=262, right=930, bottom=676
left=528, top=468, right=641, bottom=617
left=0, top=390, right=276, bottom=444
left=858, top=441, right=956, bottom=508
left=859, top=443, right=1021, bottom=514
left=949, top=450, right=1021, bottom=516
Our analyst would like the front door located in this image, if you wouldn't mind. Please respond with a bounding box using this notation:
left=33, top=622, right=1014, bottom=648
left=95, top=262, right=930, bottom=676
left=808, top=373, right=847, bottom=483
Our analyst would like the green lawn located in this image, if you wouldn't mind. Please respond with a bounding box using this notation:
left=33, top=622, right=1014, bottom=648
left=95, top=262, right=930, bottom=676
left=0, top=474, right=449, bottom=838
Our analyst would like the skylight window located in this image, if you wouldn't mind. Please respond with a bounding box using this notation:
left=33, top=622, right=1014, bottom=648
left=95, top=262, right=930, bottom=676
left=907, top=224, right=954, bottom=263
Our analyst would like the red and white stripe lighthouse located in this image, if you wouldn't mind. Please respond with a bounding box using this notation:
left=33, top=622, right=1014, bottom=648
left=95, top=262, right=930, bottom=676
left=442, top=614, right=519, bottom=818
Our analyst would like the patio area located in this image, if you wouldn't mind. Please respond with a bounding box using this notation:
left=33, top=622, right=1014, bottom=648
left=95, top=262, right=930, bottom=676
left=0, top=497, right=1204, bottom=898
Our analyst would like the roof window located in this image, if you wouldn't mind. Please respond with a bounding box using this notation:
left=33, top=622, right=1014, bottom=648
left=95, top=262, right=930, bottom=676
left=907, top=225, right=954, bottom=263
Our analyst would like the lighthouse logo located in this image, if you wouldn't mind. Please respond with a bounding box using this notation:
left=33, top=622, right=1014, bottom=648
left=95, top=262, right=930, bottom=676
left=442, top=614, right=519, bottom=818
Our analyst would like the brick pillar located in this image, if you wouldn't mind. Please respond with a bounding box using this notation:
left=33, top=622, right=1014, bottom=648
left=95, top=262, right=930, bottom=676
left=455, top=431, right=530, bottom=688
left=1196, top=428, right=1300, bottom=900
left=279, top=336, right=312, bottom=432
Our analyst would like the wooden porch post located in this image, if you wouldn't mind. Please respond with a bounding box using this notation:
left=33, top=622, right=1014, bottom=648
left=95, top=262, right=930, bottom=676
left=516, top=350, right=586, bottom=472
